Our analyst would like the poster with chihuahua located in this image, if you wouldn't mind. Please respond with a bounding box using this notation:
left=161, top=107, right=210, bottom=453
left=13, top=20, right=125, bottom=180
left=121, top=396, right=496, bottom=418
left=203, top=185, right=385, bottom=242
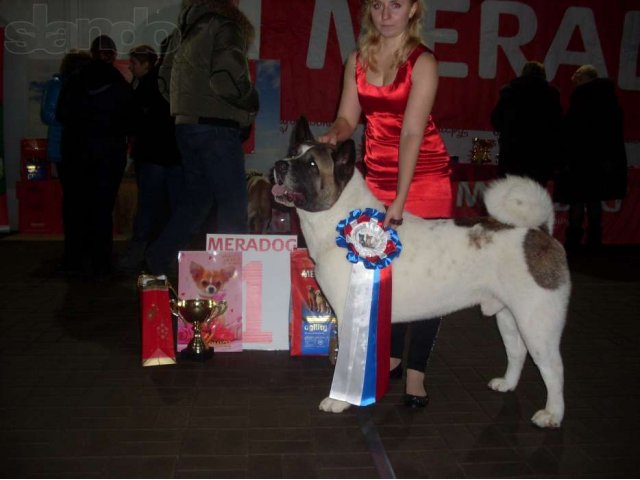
left=177, top=251, right=243, bottom=353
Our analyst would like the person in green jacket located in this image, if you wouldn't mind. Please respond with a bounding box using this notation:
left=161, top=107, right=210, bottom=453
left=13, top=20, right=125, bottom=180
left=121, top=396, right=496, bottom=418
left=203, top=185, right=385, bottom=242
left=146, top=0, right=259, bottom=277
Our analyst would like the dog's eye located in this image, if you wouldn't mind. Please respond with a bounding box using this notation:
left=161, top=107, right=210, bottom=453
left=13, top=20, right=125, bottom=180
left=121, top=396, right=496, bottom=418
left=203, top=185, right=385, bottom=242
left=309, top=160, right=317, bottom=168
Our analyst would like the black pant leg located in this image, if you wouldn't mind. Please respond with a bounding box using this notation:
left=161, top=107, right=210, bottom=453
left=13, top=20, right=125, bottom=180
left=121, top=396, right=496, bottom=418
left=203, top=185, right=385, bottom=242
left=406, top=318, right=441, bottom=372
left=586, top=200, right=603, bottom=245
left=390, top=323, right=408, bottom=359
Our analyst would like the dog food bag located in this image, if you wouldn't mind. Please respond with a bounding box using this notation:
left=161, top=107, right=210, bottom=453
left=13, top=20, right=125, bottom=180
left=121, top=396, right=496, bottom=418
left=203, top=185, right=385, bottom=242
left=138, top=274, right=176, bottom=367
left=290, top=248, right=336, bottom=356
left=177, top=251, right=244, bottom=353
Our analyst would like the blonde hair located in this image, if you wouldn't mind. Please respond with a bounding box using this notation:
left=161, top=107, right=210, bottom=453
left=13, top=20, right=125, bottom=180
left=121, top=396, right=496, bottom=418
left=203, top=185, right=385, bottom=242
left=357, top=0, right=425, bottom=72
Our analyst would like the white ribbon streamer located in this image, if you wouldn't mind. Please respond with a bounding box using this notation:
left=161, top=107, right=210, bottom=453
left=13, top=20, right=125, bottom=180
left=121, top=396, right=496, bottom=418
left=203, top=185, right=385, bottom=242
left=329, top=262, right=375, bottom=405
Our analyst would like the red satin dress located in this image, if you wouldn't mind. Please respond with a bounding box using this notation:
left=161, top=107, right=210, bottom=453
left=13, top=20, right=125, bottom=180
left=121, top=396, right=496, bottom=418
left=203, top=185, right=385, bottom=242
left=357, top=44, right=453, bottom=219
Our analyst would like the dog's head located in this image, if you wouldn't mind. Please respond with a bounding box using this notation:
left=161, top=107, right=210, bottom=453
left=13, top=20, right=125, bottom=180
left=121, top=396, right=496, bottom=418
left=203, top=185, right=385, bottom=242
left=272, top=116, right=356, bottom=212
left=189, top=261, right=236, bottom=298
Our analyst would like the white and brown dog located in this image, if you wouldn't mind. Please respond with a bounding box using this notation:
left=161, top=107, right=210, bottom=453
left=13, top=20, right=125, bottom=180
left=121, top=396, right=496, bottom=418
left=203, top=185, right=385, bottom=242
left=272, top=117, right=570, bottom=428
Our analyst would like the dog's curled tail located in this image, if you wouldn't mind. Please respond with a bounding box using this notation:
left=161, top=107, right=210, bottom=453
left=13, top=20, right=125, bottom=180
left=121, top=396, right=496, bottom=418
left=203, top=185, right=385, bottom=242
left=483, top=175, right=555, bottom=232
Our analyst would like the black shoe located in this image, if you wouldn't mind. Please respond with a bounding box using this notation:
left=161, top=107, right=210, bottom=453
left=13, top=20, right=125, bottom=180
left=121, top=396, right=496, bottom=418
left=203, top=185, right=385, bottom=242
left=404, top=393, right=429, bottom=408
left=390, top=362, right=403, bottom=380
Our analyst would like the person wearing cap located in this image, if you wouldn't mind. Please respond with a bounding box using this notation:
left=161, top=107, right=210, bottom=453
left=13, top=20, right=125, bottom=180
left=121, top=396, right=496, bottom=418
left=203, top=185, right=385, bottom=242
left=56, top=34, right=135, bottom=279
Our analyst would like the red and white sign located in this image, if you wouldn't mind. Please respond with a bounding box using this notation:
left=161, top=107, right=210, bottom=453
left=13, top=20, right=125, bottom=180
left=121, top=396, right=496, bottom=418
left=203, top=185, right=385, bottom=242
left=206, top=234, right=298, bottom=350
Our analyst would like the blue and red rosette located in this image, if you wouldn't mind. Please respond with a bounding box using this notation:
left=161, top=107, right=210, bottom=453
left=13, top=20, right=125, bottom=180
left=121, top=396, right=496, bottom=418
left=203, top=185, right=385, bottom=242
left=336, top=208, right=402, bottom=269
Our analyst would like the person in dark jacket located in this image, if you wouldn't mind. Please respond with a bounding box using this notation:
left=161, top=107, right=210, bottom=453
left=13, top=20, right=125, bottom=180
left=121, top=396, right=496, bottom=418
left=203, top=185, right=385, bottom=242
left=491, top=61, right=563, bottom=186
left=56, top=35, right=134, bottom=278
left=555, top=65, right=627, bottom=250
left=117, top=44, right=183, bottom=273
left=40, top=50, right=92, bottom=274
left=145, top=0, right=259, bottom=277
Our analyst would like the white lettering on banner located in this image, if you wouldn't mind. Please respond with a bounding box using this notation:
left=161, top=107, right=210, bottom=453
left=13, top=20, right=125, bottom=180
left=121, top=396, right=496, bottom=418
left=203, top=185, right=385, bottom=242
left=479, top=1, right=537, bottom=79
left=307, top=0, right=356, bottom=68
left=4, top=4, right=176, bottom=55
left=456, top=181, right=487, bottom=208
left=544, top=7, right=608, bottom=80
left=424, top=0, right=470, bottom=78
left=413, top=0, right=638, bottom=92
left=620, top=11, right=640, bottom=90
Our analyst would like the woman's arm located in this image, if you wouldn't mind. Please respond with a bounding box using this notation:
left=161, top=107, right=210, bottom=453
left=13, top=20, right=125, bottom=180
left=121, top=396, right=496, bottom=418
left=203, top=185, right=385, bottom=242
left=318, top=51, right=362, bottom=144
left=385, top=52, right=439, bottom=227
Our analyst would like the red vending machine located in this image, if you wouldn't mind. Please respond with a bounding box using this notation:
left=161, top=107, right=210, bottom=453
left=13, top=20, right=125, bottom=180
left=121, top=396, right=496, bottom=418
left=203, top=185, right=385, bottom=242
left=16, top=138, right=63, bottom=234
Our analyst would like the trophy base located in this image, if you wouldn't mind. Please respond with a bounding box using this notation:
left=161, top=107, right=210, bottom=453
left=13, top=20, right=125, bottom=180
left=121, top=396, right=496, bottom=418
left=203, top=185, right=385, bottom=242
left=179, top=347, right=214, bottom=362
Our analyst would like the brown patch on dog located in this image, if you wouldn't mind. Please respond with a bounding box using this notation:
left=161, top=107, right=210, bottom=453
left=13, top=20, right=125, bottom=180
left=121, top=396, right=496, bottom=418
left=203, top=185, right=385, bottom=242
left=455, top=217, right=514, bottom=249
left=524, top=229, right=569, bottom=289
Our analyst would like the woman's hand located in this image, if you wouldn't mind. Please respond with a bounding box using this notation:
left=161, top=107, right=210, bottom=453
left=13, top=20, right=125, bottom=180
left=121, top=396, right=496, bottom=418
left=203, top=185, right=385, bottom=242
left=384, top=200, right=404, bottom=229
left=317, top=131, right=338, bottom=145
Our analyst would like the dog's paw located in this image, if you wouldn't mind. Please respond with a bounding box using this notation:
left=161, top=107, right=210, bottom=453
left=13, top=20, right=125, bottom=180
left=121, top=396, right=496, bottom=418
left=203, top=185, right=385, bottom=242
left=531, top=409, right=562, bottom=429
left=488, top=377, right=516, bottom=392
left=318, top=397, right=351, bottom=413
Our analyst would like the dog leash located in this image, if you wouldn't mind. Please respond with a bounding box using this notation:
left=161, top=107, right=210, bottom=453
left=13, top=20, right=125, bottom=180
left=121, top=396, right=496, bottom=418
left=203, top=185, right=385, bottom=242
left=357, top=408, right=397, bottom=479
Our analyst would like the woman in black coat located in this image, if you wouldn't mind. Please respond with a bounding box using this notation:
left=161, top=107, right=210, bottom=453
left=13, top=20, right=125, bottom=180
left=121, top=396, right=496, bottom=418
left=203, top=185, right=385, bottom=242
left=555, top=65, right=627, bottom=249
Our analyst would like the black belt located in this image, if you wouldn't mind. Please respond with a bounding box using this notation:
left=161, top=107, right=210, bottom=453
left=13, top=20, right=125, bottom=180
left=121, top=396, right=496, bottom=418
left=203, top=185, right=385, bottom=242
left=198, top=117, right=239, bottom=129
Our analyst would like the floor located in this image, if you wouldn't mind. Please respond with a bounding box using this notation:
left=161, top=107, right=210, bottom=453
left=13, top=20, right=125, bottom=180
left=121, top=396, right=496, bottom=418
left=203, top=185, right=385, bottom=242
left=1, top=238, right=639, bottom=478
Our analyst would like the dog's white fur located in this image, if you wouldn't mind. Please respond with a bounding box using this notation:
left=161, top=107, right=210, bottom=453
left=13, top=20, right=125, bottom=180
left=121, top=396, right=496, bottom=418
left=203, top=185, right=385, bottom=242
left=275, top=120, right=570, bottom=428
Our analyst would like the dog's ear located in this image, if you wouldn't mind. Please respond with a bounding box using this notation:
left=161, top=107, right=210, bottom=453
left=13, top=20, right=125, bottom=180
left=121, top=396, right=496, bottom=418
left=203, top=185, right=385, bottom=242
left=288, top=116, right=315, bottom=155
left=334, top=139, right=356, bottom=185
left=190, top=261, right=204, bottom=280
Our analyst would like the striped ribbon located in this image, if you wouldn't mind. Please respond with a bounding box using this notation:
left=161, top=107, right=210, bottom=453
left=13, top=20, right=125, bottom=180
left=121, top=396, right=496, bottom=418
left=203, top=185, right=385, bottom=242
left=330, top=209, right=401, bottom=406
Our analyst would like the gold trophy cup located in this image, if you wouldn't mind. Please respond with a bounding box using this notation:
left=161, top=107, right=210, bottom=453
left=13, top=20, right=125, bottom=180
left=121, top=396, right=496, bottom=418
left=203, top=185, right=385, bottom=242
left=172, top=298, right=227, bottom=361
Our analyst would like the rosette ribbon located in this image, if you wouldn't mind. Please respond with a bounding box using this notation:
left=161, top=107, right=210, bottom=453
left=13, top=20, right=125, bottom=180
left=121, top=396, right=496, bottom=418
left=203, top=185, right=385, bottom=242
left=330, top=208, right=402, bottom=406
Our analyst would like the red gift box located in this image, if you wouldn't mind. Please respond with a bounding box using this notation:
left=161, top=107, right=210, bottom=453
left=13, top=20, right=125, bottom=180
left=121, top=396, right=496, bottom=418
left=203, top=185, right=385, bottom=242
left=139, top=275, right=176, bottom=367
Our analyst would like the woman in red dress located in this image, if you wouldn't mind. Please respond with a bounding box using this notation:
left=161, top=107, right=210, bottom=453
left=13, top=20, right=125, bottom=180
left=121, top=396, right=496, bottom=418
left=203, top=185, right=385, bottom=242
left=319, top=0, right=452, bottom=408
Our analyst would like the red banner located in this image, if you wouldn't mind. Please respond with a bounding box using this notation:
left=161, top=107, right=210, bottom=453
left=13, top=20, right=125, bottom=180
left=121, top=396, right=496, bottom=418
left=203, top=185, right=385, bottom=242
left=453, top=165, right=640, bottom=245
left=259, top=0, right=639, bottom=140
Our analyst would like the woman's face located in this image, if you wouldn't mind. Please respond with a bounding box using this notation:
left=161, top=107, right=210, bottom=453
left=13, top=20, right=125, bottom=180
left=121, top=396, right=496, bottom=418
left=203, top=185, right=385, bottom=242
left=129, top=57, right=150, bottom=79
left=369, top=0, right=417, bottom=39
